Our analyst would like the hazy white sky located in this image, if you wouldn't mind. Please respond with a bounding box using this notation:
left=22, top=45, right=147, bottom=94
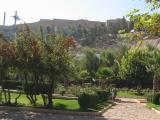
left=0, top=0, right=148, bottom=25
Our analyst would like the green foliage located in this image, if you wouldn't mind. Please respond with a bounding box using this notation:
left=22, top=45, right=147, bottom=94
left=145, top=45, right=160, bottom=76
left=117, top=91, right=146, bottom=99
left=146, top=0, right=160, bottom=9
left=100, top=49, right=116, bottom=67
left=78, top=92, right=99, bottom=110
left=75, top=87, right=97, bottom=97
left=146, top=103, right=160, bottom=111
left=152, top=93, right=160, bottom=104
left=66, top=86, right=82, bottom=96
left=118, top=47, right=153, bottom=88
left=2, top=80, right=22, bottom=90
left=77, top=87, right=111, bottom=110
left=82, top=48, right=100, bottom=78
left=96, top=90, right=109, bottom=101
left=78, top=93, right=90, bottom=110
left=56, top=84, right=66, bottom=96
left=23, top=83, right=52, bottom=95
left=96, top=67, right=113, bottom=81
left=147, top=94, right=153, bottom=103
left=147, top=93, right=160, bottom=105
left=23, top=83, right=39, bottom=95
left=127, top=1, right=160, bottom=37
left=67, top=86, right=110, bottom=110
left=79, top=70, right=90, bottom=80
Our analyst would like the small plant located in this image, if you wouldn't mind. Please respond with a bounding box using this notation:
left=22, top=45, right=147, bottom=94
left=78, top=92, right=99, bottom=110
left=96, top=90, right=109, bottom=101
left=66, top=86, right=81, bottom=95
left=56, top=84, right=66, bottom=96
left=147, top=93, right=160, bottom=105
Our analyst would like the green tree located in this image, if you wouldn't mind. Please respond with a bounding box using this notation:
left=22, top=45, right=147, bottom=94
left=96, top=67, right=113, bottom=87
left=118, top=47, right=153, bottom=90
left=0, top=42, right=17, bottom=104
left=82, top=48, right=100, bottom=78
left=100, top=48, right=116, bottom=67
left=42, top=34, right=75, bottom=107
left=126, top=0, right=160, bottom=92
left=79, top=70, right=90, bottom=86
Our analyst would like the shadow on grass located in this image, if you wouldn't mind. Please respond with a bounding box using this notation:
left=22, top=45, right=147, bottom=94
left=54, top=103, right=67, bottom=110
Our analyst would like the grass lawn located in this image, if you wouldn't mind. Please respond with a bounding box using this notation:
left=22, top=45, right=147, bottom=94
left=0, top=92, right=110, bottom=112
left=146, top=103, right=160, bottom=111
left=117, top=91, right=146, bottom=99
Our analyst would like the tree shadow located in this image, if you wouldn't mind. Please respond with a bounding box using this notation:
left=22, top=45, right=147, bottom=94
left=0, top=110, right=121, bottom=120
left=54, top=103, right=67, bottom=110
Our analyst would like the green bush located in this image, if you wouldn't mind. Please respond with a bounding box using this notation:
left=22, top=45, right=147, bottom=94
left=23, top=83, right=38, bottom=95
left=36, top=84, right=52, bottom=94
left=67, top=87, right=110, bottom=109
left=56, top=84, right=66, bottom=96
left=78, top=93, right=90, bottom=110
left=75, top=88, right=95, bottom=97
left=88, top=93, right=99, bottom=107
left=23, top=83, right=52, bottom=95
left=66, top=86, right=81, bottom=95
left=147, top=93, right=160, bottom=105
left=96, top=90, right=109, bottom=101
left=2, top=80, right=22, bottom=90
left=147, top=94, right=153, bottom=103
left=152, top=93, right=160, bottom=105
left=78, top=92, right=99, bottom=110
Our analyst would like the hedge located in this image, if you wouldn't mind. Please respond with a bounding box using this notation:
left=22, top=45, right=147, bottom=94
left=96, top=90, right=110, bottom=101
left=23, top=83, right=52, bottom=95
left=2, top=80, right=22, bottom=90
left=78, top=92, right=99, bottom=110
left=147, top=93, right=160, bottom=105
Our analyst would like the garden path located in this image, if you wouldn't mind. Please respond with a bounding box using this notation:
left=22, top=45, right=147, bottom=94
left=0, top=98, right=160, bottom=120
left=103, top=98, right=160, bottom=120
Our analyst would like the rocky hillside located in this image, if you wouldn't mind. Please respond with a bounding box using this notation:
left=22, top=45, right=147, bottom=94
left=0, top=18, right=133, bottom=49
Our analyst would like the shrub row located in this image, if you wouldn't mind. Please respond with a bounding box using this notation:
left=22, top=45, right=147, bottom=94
left=1, top=81, right=53, bottom=95
left=96, top=90, right=110, bottom=101
left=2, top=80, right=22, bottom=90
left=24, top=83, right=52, bottom=95
left=78, top=92, right=99, bottom=110
left=118, top=88, right=152, bottom=93
left=147, top=93, right=160, bottom=105
left=78, top=89, right=110, bottom=110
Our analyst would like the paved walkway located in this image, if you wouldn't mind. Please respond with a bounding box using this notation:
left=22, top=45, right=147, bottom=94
left=0, top=111, right=105, bottom=120
left=103, top=98, right=160, bottom=120
left=0, top=98, right=160, bottom=120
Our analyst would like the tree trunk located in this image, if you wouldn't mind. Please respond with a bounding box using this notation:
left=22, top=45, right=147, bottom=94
left=7, top=89, right=11, bottom=104
left=153, top=75, right=160, bottom=93
left=47, top=93, right=53, bottom=108
left=153, top=75, right=156, bottom=93
left=47, top=80, right=54, bottom=108
left=41, top=94, right=47, bottom=106
left=4, top=90, right=7, bottom=103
